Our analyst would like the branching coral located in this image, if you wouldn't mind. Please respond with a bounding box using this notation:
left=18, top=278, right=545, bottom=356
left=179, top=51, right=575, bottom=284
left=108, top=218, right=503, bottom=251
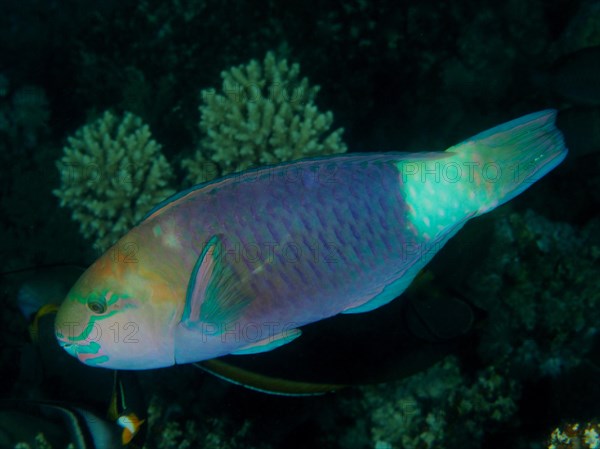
left=53, top=111, right=175, bottom=252
left=182, top=51, right=347, bottom=184
left=54, top=53, right=349, bottom=251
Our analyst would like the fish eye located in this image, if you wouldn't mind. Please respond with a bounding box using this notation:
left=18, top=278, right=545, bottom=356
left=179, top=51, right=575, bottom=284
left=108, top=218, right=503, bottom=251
left=87, top=296, right=107, bottom=314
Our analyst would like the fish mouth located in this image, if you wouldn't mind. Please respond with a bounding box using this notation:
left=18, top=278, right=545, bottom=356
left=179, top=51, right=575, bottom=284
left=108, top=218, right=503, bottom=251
left=57, top=340, right=79, bottom=358
left=57, top=339, right=109, bottom=366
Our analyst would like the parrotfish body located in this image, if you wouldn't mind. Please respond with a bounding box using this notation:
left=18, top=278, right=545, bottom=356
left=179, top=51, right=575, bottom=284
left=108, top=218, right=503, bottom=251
left=55, top=110, right=567, bottom=369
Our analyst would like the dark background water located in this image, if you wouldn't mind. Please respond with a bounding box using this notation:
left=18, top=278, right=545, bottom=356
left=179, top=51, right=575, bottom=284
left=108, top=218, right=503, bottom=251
left=0, top=1, right=599, bottom=448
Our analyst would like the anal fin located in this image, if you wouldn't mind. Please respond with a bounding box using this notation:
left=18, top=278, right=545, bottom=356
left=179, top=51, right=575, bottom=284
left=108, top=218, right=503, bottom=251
left=231, top=329, right=302, bottom=355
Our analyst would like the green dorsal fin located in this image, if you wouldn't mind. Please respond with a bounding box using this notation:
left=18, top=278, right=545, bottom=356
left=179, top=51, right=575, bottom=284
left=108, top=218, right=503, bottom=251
left=182, top=235, right=252, bottom=329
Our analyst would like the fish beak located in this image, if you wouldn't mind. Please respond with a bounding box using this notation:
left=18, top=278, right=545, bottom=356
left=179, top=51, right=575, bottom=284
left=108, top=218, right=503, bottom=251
left=58, top=340, right=79, bottom=359
left=56, top=337, right=109, bottom=366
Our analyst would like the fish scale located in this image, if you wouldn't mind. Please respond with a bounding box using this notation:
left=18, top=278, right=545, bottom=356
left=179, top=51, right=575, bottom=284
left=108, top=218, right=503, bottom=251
left=229, top=159, right=404, bottom=308
left=166, top=157, right=406, bottom=322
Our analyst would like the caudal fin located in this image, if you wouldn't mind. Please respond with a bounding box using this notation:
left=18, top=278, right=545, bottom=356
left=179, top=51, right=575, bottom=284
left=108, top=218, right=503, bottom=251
left=446, top=109, right=568, bottom=215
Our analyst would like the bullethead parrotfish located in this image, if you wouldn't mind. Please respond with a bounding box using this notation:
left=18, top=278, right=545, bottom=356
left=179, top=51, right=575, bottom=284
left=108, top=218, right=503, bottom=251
left=55, top=109, right=567, bottom=370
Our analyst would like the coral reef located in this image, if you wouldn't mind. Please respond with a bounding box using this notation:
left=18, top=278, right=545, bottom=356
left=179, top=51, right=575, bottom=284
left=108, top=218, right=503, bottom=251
left=558, top=0, right=600, bottom=53
left=468, top=210, right=600, bottom=379
left=182, top=51, right=347, bottom=184
left=346, top=357, right=519, bottom=449
left=13, top=433, right=61, bottom=449
left=0, top=75, right=50, bottom=152
left=0, top=72, right=89, bottom=275
left=53, top=111, right=175, bottom=252
left=145, top=393, right=271, bottom=449
left=548, top=420, right=600, bottom=449
left=0, top=73, right=43, bottom=169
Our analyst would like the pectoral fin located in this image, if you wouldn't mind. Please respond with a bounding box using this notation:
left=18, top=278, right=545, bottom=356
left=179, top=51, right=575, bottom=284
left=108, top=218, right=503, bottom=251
left=181, top=235, right=252, bottom=330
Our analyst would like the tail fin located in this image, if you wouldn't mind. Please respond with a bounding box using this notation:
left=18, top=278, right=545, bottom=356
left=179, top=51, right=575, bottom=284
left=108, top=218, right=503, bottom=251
left=446, top=109, right=568, bottom=215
